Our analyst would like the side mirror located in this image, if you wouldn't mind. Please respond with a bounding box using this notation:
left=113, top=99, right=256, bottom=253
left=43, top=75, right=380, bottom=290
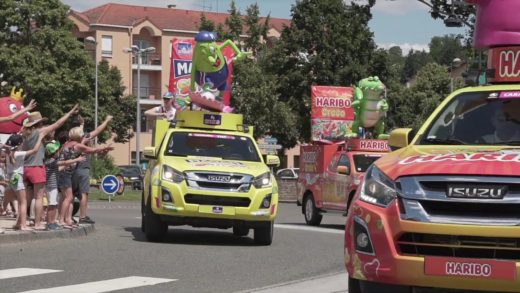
left=389, top=128, right=414, bottom=150
left=265, top=155, right=280, bottom=167
left=337, top=165, right=350, bottom=175
left=143, top=146, right=157, bottom=159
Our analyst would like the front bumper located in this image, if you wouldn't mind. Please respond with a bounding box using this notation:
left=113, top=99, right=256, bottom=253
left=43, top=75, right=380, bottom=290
left=344, top=199, right=520, bottom=292
left=150, top=180, right=277, bottom=223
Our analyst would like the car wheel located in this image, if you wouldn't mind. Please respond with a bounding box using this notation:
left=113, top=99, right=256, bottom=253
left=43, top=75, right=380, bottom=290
left=303, top=195, right=322, bottom=226
left=359, top=280, right=412, bottom=293
left=144, top=195, right=167, bottom=242
left=348, top=277, right=361, bottom=293
left=233, top=226, right=249, bottom=237
left=254, top=221, right=273, bottom=245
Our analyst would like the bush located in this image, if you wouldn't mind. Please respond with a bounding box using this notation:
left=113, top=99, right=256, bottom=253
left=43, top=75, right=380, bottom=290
left=90, top=154, right=120, bottom=182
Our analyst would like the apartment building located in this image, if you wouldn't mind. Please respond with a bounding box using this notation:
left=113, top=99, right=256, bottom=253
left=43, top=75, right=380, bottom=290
left=68, top=3, right=300, bottom=169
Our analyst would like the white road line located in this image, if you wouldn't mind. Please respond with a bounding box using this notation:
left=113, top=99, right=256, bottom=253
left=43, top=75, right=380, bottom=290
left=0, top=268, right=62, bottom=280
left=274, top=224, right=344, bottom=235
left=242, top=272, right=347, bottom=293
left=19, top=276, right=177, bottom=293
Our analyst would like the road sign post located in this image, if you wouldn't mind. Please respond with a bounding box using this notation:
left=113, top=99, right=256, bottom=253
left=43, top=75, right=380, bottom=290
left=101, top=175, right=120, bottom=203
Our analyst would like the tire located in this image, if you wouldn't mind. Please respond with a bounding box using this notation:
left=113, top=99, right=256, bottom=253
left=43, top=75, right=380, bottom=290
left=141, top=192, right=145, bottom=232
left=144, top=195, right=167, bottom=242
left=303, top=195, right=322, bottom=226
left=233, top=226, right=249, bottom=237
left=254, top=221, right=273, bottom=245
left=359, top=280, right=412, bottom=293
left=348, top=277, right=361, bottom=293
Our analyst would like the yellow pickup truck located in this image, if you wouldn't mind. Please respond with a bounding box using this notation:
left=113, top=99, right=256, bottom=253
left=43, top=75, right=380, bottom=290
left=141, top=111, right=280, bottom=245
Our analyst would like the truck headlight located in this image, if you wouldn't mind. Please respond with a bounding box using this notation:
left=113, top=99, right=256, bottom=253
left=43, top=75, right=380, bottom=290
left=359, top=165, right=396, bottom=207
left=162, top=165, right=185, bottom=184
left=253, top=172, right=272, bottom=189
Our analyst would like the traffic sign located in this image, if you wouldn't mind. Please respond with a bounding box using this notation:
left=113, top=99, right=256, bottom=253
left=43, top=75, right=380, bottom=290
left=101, top=175, right=120, bottom=195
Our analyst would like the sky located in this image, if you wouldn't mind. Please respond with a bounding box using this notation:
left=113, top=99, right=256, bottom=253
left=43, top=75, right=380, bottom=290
left=61, top=0, right=467, bottom=54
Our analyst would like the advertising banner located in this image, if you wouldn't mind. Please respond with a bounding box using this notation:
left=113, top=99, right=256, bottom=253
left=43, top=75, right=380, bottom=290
left=311, top=86, right=355, bottom=142
left=168, top=38, right=235, bottom=106
left=488, top=46, right=520, bottom=83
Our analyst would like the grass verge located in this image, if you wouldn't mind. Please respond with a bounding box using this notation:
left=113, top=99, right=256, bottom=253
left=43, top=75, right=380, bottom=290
left=89, top=187, right=141, bottom=201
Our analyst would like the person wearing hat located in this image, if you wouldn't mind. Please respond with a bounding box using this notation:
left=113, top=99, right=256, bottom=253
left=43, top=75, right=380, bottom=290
left=21, top=104, right=79, bottom=230
left=4, top=132, right=43, bottom=230
left=144, top=91, right=177, bottom=121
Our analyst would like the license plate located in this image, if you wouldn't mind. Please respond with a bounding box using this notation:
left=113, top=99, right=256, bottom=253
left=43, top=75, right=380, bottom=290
left=424, top=256, right=516, bottom=280
left=446, top=184, right=507, bottom=199
left=198, top=205, right=235, bottom=216
left=203, top=114, right=221, bottom=125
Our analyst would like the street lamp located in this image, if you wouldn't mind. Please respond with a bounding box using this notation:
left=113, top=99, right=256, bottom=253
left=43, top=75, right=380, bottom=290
left=450, top=57, right=462, bottom=92
left=84, top=36, right=98, bottom=146
left=123, top=45, right=156, bottom=167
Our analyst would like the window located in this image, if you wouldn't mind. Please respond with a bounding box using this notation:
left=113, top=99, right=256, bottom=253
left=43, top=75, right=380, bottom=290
left=293, top=155, right=300, bottom=168
left=101, top=35, right=112, bottom=56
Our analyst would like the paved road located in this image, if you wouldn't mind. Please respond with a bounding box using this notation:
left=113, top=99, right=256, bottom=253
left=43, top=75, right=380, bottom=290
left=1, top=201, right=349, bottom=293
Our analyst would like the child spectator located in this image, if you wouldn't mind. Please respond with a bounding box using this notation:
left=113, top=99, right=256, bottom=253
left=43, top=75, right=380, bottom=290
left=5, top=133, right=43, bottom=230
left=44, top=140, right=85, bottom=230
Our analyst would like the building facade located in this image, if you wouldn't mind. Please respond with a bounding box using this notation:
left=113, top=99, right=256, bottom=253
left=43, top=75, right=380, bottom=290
left=68, top=3, right=299, bottom=168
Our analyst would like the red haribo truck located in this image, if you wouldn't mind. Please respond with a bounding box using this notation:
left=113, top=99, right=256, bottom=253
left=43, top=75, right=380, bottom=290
left=297, top=138, right=389, bottom=225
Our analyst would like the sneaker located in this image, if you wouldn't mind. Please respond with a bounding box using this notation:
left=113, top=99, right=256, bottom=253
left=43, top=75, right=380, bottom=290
left=79, top=216, right=95, bottom=224
left=46, top=223, right=62, bottom=231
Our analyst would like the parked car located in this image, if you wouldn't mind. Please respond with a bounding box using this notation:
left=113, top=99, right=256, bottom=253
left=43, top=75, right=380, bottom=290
left=117, top=165, right=143, bottom=190
left=276, top=168, right=299, bottom=179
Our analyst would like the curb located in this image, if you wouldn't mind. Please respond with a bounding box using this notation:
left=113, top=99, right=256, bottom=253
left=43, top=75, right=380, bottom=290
left=0, top=224, right=95, bottom=244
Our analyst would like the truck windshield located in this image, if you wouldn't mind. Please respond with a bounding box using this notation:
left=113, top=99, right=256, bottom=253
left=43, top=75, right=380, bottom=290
left=164, top=132, right=261, bottom=162
left=353, top=154, right=382, bottom=172
left=420, top=91, right=520, bottom=146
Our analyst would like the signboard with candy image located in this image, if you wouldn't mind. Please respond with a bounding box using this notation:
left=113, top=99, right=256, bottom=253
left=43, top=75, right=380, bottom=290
left=311, top=86, right=355, bottom=142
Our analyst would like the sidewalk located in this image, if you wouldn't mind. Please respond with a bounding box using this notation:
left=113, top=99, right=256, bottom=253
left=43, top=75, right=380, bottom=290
left=0, top=214, right=95, bottom=244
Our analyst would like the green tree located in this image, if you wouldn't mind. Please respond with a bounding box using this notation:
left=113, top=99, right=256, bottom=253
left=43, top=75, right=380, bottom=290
left=198, top=13, right=215, bottom=32
left=388, top=62, right=452, bottom=130
left=264, top=0, right=377, bottom=143
left=243, top=3, right=269, bottom=55
left=401, top=49, right=433, bottom=83
left=223, top=0, right=243, bottom=44
left=429, top=34, right=465, bottom=66
left=0, top=0, right=136, bottom=142
left=232, top=59, right=299, bottom=148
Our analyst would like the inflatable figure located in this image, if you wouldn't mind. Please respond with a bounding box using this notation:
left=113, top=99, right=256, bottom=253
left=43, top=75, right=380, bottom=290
left=465, top=0, right=520, bottom=49
left=350, top=77, right=388, bottom=139
left=0, top=87, right=33, bottom=143
left=189, top=31, right=250, bottom=113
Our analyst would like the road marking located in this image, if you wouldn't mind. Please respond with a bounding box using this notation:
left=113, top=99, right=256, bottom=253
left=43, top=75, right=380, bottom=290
left=241, top=272, right=347, bottom=293
left=274, top=224, right=344, bottom=235
left=19, top=276, right=177, bottom=293
left=0, top=268, right=62, bottom=280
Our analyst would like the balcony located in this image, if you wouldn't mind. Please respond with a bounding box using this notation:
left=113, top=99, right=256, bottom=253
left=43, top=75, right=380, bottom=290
left=131, top=53, right=162, bottom=71
left=132, top=86, right=162, bottom=100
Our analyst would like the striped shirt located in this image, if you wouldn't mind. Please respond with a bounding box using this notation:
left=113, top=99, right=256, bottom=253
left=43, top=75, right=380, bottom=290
left=45, top=158, right=58, bottom=190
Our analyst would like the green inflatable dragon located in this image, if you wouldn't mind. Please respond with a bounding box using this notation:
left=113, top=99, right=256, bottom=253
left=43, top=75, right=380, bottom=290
left=350, top=76, right=389, bottom=139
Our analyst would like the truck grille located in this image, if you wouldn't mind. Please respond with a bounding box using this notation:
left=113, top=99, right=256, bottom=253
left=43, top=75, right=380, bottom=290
left=184, top=194, right=251, bottom=207
left=397, top=233, right=520, bottom=261
left=398, top=175, right=520, bottom=225
left=184, top=171, right=253, bottom=192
